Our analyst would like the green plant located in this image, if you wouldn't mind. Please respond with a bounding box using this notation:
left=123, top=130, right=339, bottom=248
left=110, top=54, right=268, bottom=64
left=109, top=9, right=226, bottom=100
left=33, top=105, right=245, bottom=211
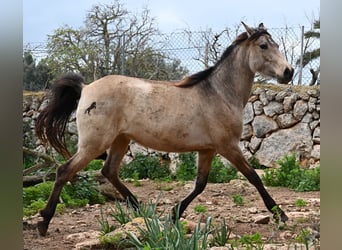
left=23, top=174, right=105, bottom=217
left=84, top=159, right=103, bottom=171
left=120, top=153, right=171, bottom=181
left=208, top=156, right=238, bottom=183
left=210, top=219, right=231, bottom=247
left=194, top=205, right=208, bottom=214
left=232, top=194, right=244, bottom=205
left=262, top=153, right=320, bottom=191
left=176, top=152, right=197, bottom=181
left=237, top=233, right=264, bottom=250
left=294, top=198, right=308, bottom=207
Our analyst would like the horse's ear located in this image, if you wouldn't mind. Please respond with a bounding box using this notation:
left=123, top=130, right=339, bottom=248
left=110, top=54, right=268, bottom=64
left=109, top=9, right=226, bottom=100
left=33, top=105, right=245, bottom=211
left=258, top=23, right=266, bottom=30
left=241, top=21, right=254, bottom=37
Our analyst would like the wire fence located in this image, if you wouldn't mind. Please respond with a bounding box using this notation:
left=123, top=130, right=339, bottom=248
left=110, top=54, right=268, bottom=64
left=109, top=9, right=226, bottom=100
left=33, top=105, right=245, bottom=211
left=25, top=25, right=320, bottom=85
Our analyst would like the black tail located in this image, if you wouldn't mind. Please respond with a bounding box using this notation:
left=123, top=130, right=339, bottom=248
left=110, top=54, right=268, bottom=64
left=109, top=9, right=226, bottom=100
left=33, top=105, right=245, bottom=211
left=35, top=73, right=84, bottom=158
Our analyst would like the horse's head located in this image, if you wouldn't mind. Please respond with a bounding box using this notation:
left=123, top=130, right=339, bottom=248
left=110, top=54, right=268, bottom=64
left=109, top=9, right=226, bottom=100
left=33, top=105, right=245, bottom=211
left=241, top=22, right=294, bottom=84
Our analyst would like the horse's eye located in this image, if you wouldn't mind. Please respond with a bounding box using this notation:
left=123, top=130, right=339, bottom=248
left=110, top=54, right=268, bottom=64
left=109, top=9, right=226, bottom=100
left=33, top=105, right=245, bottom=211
left=260, top=44, right=268, bottom=50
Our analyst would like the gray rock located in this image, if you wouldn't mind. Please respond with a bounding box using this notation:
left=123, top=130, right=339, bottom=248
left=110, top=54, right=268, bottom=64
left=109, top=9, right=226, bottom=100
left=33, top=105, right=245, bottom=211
left=263, top=101, right=283, bottom=117
left=293, top=100, right=308, bottom=120
left=253, top=100, right=264, bottom=115
left=283, top=93, right=299, bottom=112
left=241, top=124, right=253, bottom=140
left=254, top=215, right=270, bottom=224
left=265, top=89, right=277, bottom=101
left=276, top=113, right=298, bottom=128
left=243, top=102, right=254, bottom=124
left=254, top=123, right=313, bottom=166
left=252, top=115, right=278, bottom=138
left=311, top=145, right=320, bottom=160
left=275, top=90, right=290, bottom=102
left=313, top=127, right=320, bottom=143
left=249, top=137, right=263, bottom=153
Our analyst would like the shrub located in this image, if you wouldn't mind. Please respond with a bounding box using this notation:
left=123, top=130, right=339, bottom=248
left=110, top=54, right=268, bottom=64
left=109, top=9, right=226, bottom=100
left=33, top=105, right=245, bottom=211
left=208, top=156, right=238, bottom=183
left=84, top=159, right=103, bottom=171
left=232, top=194, right=244, bottom=205
left=262, top=153, right=320, bottom=191
left=23, top=174, right=105, bottom=217
left=176, top=153, right=197, bottom=181
left=120, top=153, right=171, bottom=180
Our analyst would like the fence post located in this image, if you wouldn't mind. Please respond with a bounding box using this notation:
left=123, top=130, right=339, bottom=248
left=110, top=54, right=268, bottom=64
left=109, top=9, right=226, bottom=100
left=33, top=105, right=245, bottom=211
left=298, top=26, right=304, bottom=85
left=121, top=34, right=126, bottom=75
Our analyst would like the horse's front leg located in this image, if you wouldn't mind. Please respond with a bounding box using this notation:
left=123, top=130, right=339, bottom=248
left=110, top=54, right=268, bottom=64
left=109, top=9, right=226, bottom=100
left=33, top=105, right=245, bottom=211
left=173, top=149, right=216, bottom=220
left=219, top=146, right=288, bottom=223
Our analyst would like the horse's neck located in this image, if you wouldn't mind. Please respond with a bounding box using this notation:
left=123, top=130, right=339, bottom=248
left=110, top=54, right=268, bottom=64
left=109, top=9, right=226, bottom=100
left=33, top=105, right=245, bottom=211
left=210, top=47, right=254, bottom=108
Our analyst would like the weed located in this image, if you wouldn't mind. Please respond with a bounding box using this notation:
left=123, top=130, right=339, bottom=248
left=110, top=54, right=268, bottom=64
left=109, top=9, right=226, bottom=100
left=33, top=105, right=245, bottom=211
left=208, top=156, right=238, bottom=183
left=237, top=232, right=264, bottom=250
left=84, top=159, right=103, bottom=171
left=23, top=174, right=105, bottom=217
left=210, top=218, right=231, bottom=247
left=194, top=205, right=208, bottom=214
left=120, top=153, right=171, bottom=181
left=294, top=198, right=308, bottom=207
left=262, top=153, right=320, bottom=191
left=232, top=194, right=244, bottom=205
left=176, top=152, right=197, bottom=181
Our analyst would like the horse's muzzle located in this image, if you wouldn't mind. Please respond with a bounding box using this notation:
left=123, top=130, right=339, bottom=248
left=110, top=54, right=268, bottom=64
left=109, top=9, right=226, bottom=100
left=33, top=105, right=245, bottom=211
left=278, top=67, right=294, bottom=84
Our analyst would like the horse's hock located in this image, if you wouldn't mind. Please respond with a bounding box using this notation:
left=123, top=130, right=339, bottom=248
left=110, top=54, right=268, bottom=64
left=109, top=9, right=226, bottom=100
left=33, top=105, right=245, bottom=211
left=23, top=84, right=320, bottom=168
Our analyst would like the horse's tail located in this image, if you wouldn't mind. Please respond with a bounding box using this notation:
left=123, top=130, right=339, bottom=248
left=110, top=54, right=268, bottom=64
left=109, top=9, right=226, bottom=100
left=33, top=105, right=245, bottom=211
left=35, top=73, right=84, bottom=158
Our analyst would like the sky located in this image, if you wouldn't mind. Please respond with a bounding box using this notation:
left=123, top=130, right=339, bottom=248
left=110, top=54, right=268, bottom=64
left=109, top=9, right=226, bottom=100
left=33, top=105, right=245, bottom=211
left=23, top=0, right=320, bottom=44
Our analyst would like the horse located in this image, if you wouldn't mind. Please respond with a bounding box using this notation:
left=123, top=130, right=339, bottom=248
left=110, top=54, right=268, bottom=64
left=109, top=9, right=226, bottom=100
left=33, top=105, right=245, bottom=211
left=35, top=22, right=294, bottom=236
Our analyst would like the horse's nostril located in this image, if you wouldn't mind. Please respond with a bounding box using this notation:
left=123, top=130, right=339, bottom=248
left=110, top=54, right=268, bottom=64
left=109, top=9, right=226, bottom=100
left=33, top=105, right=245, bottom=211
left=284, top=67, right=294, bottom=80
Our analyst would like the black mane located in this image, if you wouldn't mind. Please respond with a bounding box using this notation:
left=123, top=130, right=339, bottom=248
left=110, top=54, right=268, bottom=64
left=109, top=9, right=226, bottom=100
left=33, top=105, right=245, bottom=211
left=176, top=30, right=270, bottom=88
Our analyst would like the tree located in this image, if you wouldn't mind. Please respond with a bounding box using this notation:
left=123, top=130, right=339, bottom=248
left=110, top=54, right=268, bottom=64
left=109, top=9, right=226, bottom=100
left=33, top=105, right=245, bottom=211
left=297, top=19, right=320, bottom=85
left=23, top=52, right=54, bottom=90
left=45, top=1, right=188, bottom=82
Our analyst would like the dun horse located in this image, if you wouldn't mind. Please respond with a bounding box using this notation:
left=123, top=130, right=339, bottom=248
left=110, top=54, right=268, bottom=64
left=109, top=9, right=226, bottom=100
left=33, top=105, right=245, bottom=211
left=35, top=22, right=294, bottom=236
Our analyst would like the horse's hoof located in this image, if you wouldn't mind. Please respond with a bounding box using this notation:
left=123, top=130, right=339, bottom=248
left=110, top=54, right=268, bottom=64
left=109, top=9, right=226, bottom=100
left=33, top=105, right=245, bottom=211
left=37, top=221, right=48, bottom=236
left=281, top=212, right=289, bottom=222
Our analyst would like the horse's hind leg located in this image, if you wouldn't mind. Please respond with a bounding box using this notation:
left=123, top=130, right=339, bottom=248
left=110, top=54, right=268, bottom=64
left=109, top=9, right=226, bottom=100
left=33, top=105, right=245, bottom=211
left=219, top=146, right=288, bottom=222
left=37, top=152, right=94, bottom=236
left=174, top=149, right=216, bottom=219
left=101, top=135, right=139, bottom=208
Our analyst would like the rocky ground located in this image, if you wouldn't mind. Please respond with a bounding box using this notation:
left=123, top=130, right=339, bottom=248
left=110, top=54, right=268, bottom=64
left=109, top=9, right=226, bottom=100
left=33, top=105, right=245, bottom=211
left=23, top=178, right=320, bottom=249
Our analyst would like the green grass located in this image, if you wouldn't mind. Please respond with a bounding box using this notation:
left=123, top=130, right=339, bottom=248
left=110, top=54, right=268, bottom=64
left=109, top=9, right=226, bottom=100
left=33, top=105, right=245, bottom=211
left=262, top=153, right=320, bottom=192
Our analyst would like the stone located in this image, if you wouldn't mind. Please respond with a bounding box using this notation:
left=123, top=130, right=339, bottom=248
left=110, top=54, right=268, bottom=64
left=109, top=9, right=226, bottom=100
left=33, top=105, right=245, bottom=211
left=243, top=102, right=254, bottom=125
left=254, top=215, right=270, bottom=224
left=249, top=136, right=263, bottom=153
left=313, top=127, right=320, bottom=143
left=259, top=90, right=268, bottom=105
left=265, top=89, right=277, bottom=101
left=263, top=101, right=283, bottom=117
left=241, top=124, right=253, bottom=140
left=253, top=100, right=263, bottom=115
left=276, top=113, right=298, bottom=128
left=283, top=93, right=298, bottom=112
left=293, top=100, right=308, bottom=120
left=307, top=89, right=320, bottom=97
left=252, top=115, right=278, bottom=138
left=254, top=123, right=313, bottom=166
left=275, top=90, right=290, bottom=102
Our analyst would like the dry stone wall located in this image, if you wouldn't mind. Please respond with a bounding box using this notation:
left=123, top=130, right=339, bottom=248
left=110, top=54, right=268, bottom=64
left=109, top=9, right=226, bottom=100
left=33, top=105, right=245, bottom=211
left=23, top=85, right=320, bottom=168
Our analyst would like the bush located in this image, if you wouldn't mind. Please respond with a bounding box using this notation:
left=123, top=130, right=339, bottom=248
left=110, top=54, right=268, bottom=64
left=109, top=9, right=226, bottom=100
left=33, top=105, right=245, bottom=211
left=120, top=153, right=171, bottom=180
left=208, top=156, right=238, bottom=183
left=23, top=174, right=105, bottom=217
left=262, top=154, right=320, bottom=191
left=176, top=153, right=197, bottom=181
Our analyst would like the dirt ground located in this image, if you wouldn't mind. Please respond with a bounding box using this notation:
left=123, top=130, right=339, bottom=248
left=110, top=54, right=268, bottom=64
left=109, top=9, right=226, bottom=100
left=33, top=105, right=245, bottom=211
left=23, top=178, right=320, bottom=249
